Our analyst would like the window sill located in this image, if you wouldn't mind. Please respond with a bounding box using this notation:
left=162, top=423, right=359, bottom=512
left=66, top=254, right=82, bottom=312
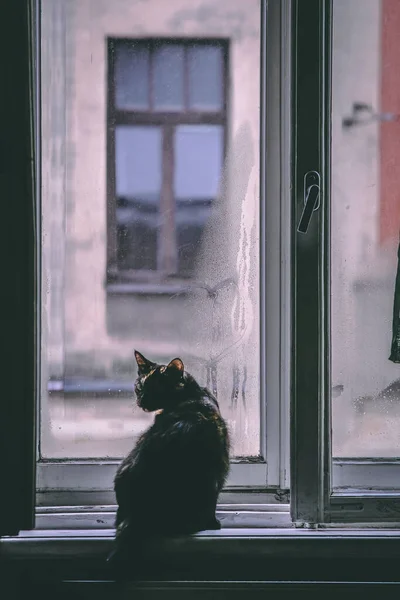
left=33, top=503, right=291, bottom=530
left=4, top=527, right=400, bottom=560
left=4, top=528, right=400, bottom=584
left=106, top=282, right=193, bottom=295
left=106, top=276, right=237, bottom=296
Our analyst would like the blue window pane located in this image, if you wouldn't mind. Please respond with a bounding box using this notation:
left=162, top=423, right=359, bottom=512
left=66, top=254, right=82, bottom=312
left=187, top=45, right=223, bottom=111
left=174, top=125, right=223, bottom=275
left=153, top=45, right=184, bottom=111
left=115, top=44, right=149, bottom=110
left=115, top=126, right=162, bottom=270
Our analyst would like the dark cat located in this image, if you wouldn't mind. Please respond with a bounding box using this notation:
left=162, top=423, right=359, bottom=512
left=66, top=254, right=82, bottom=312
left=110, top=351, right=230, bottom=568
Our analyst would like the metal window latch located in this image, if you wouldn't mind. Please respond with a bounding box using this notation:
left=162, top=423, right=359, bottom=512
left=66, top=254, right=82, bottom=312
left=297, top=170, right=320, bottom=234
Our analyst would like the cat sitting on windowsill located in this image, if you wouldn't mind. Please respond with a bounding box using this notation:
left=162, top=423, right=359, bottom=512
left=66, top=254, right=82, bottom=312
left=107, top=350, right=230, bottom=577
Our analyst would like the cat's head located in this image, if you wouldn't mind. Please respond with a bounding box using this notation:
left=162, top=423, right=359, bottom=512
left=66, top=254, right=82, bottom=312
left=134, top=350, right=185, bottom=412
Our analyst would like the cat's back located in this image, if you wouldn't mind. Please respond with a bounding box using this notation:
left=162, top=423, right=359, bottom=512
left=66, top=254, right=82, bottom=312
left=150, top=389, right=229, bottom=474
left=156, top=386, right=226, bottom=434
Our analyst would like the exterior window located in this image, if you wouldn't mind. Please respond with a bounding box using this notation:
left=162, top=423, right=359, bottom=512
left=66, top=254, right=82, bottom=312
left=107, top=40, right=227, bottom=284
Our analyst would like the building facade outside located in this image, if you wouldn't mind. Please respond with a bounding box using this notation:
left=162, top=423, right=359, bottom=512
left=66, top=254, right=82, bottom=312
left=41, top=0, right=400, bottom=460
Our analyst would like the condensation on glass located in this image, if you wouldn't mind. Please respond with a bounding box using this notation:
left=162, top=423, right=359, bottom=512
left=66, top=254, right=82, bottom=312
left=331, top=0, right=400, bottom=461
left=40, top=0, right=261, bottom=459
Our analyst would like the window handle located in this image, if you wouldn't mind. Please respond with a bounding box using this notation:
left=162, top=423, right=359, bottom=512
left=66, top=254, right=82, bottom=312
left=297, top=170, right=320, bottom=234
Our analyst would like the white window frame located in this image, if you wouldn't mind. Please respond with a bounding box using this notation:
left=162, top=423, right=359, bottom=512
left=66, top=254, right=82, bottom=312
left=35, top=0, right=293, bottom=528
left=290, top=0, right=400, bottom=527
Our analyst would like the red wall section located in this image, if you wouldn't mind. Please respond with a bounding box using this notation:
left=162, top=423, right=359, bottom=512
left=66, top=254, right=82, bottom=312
left=380, top=0, right=400, bottom=244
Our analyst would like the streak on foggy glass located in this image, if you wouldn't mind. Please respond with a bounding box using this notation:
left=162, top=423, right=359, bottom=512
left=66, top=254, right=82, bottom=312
left=331, top=0, right=400, bottom=463
left=115, top=126, right=162, bottom=271
left=40, top=0, right=261, bottom=460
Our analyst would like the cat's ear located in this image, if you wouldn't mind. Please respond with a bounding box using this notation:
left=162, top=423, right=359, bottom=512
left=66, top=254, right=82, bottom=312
left=134, top=350, right=155, bottom=374
left=166, top=358, right=184, bottom=375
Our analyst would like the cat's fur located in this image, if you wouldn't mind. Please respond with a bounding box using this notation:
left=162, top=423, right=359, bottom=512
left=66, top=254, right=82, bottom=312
left=110, top=351, right=230, bottom=565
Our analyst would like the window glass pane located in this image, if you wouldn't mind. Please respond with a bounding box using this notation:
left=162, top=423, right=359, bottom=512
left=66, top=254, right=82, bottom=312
left=188, top=45, right=223, bottom=111
left=115, top=43, right=149, bottom=110
left=174, top=125, right=223, bottom=276
left=40, top=0, right=261, bottom=461
left=153, top=44, right=184, bottom=110
left=115, top=126, right=162, bottom=271
left=331, top=0, right=400, bottom=461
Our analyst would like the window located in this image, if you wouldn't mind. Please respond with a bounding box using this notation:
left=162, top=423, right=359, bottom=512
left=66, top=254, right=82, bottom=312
left=292, top=0, right=400, bottom=524
left=35, top=0, right=284, bottom=518
left=5, top=0, right=400, bottom=542
left=107, top=39, right=227, bottom=286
